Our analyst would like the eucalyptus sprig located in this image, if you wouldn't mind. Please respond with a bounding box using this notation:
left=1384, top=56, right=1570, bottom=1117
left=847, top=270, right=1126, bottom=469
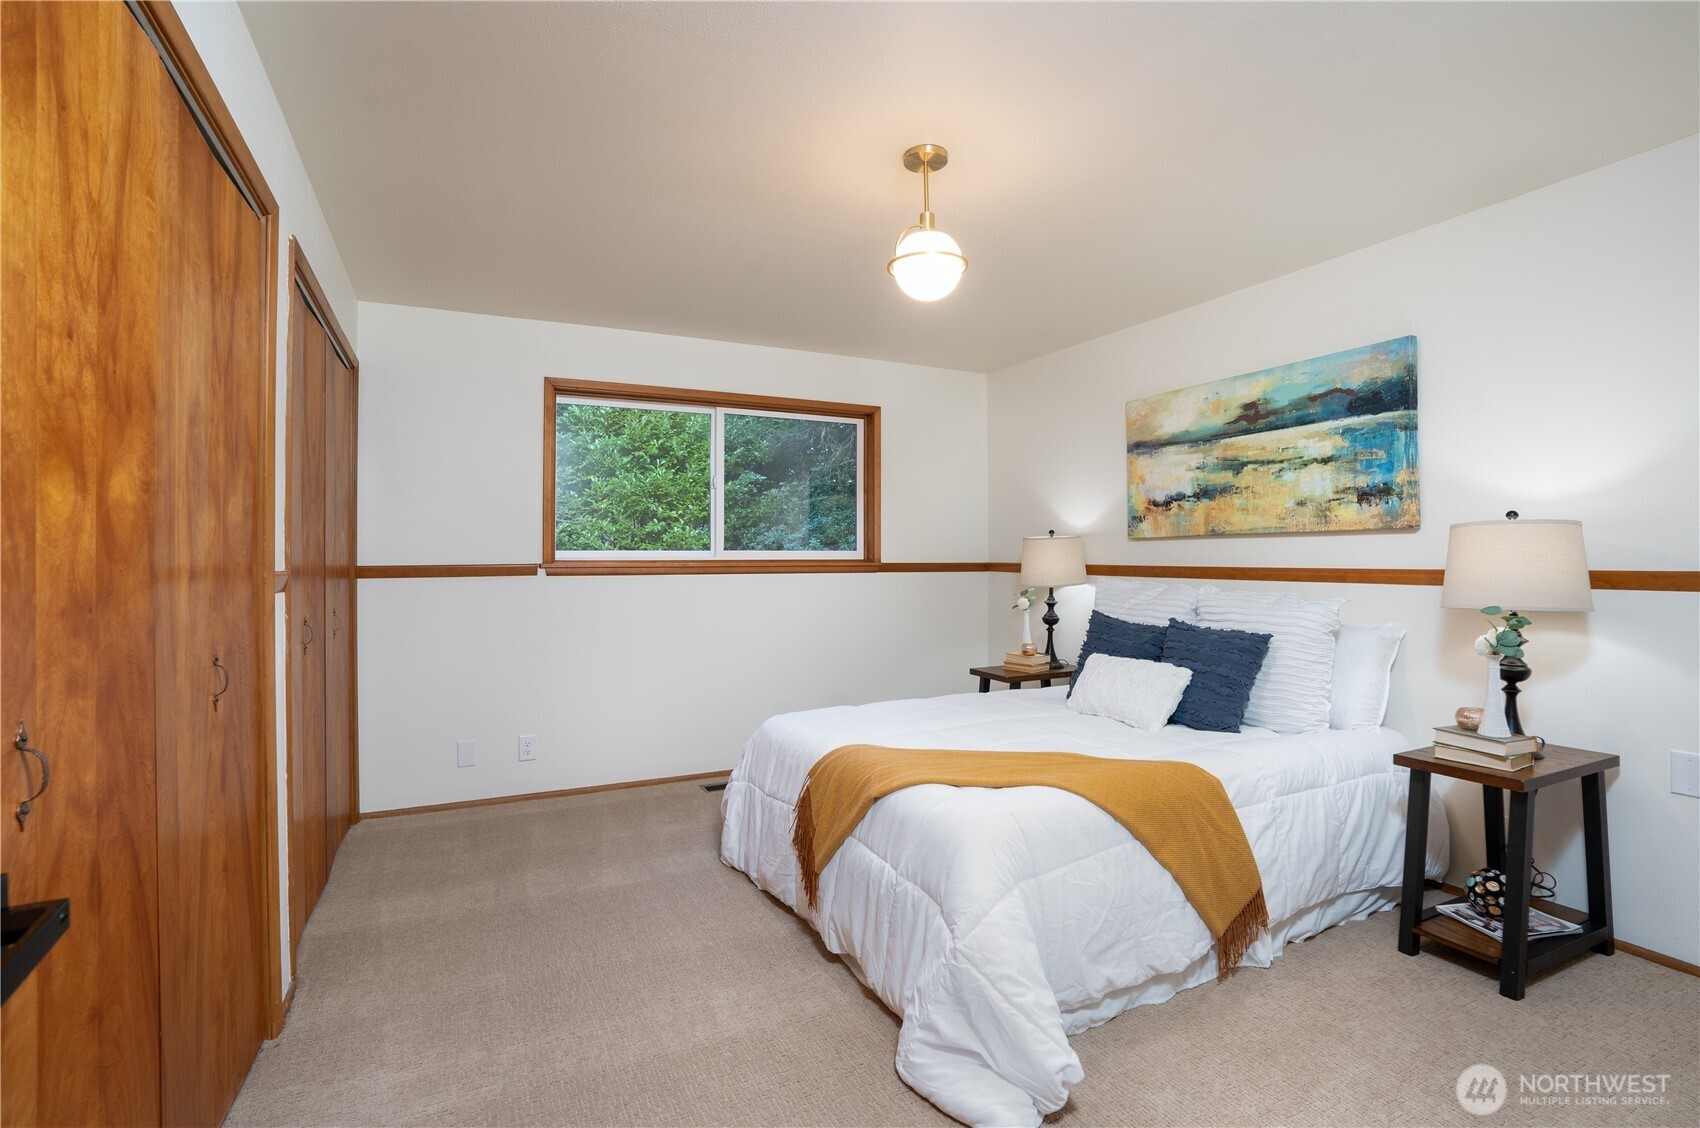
left=1477, top=605, right=1532, bottom=661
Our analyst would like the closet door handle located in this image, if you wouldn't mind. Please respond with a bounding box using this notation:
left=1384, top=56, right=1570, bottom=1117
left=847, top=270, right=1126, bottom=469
left=13, top=721, right=50, bottom=831
left=212, top=655, right=230, bottom=712
left=302, top=617, right=315, bottom=651
left=331, top=608, right=340, bottom=640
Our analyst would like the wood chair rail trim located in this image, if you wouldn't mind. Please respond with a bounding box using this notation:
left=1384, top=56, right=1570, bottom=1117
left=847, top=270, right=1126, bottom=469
left=355, top=561, right=1697, bottom=591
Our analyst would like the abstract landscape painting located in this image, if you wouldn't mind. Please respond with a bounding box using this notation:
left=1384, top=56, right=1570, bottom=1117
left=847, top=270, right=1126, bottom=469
left=1126, top=336, right=1418, bottom=538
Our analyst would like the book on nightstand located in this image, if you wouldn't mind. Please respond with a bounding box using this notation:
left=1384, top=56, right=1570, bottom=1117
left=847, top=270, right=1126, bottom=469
left=1003, top=651, right=1054, bottom=672
left=1433, top=744, right=1535, bottom=772
left=1433, top=725, right=1541, bottom=756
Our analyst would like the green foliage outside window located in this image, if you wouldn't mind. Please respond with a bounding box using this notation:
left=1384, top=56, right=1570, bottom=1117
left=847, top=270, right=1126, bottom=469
left=723, top=414, right=858, bottom=552
left=553, top=402, right=859, bottom=554
left=555, top=403, right=711, bottom=551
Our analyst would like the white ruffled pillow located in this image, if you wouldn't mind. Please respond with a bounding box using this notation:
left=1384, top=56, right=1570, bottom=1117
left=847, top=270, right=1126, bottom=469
left=1329, top=623, right=1405, bottom=729
left=1195, top=587, right=1344, bottom=733
left=1092, top=578, right=1201, bottom=627
left=1065, top=655, right=1194, bottom=731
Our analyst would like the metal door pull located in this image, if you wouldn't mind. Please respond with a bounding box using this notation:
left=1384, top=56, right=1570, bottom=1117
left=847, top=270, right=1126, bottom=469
left=12, top=722, right=49, bottom=830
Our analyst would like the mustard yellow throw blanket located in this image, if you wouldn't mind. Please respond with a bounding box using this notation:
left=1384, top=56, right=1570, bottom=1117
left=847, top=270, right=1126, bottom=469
left=793, top=745, right=1270, bottom=980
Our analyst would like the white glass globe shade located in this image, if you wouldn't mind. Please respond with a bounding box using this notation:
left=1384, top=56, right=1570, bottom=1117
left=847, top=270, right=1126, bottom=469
left=889, top=228, right=966, bottom=301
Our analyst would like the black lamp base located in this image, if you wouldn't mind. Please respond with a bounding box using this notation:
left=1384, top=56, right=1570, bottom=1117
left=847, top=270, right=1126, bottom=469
left=1042, top=587, right=1064, bottom=669
left=1498, top=658, right=1540, bottom=758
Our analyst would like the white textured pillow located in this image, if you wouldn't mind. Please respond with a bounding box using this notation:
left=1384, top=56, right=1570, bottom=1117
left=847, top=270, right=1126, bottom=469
left=1092, top=578, right=1201, bottom=626
left=1329, top=623, right=1405, bottom=729
left=1065, top=655, right=1194, bottom=731
left=1195, top=587, right=1344, bottom=733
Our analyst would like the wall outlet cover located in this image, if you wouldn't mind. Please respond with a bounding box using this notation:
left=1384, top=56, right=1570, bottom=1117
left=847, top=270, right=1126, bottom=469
left=518, top=734, right=538, bottom=762
left=1672, top=749, right=1700, bottom=798
left=457, top=739, right=476, bottom=768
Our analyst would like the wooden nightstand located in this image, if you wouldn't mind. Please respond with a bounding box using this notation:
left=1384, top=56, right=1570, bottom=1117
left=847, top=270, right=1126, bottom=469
left=1395, top=744, right=1619, bottom=1000
left=970, top=664, right=1075, bottom=693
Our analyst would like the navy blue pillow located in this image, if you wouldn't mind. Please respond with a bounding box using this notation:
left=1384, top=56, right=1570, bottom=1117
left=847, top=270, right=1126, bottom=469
left=1069, top=611, right=1168, bottom=698
left=1159, top=618, right=1272, bottom=732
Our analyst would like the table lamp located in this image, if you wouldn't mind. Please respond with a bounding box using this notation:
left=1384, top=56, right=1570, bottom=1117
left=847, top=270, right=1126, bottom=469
left=1019, top=531, right=1088, bottom=670
left=1441, top=512, right=1592, bottom=745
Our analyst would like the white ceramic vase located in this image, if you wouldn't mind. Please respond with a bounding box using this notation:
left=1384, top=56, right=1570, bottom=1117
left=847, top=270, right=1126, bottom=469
left=1477, top=657, right=1513, bottom=739
left=1020, top=609, right=1033, bottom=649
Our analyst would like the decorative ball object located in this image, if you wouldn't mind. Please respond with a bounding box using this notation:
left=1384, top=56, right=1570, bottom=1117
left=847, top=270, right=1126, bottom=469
left=1465, top=868, right=1508, bottom=919
left=1455, top=706, right=1483, bottom=732
left=1020, top=643, right=1038, bottom=657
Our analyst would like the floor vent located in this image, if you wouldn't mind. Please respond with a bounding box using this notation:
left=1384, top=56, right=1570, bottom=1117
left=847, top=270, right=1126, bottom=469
left=700, top=781, right=728, bottom=793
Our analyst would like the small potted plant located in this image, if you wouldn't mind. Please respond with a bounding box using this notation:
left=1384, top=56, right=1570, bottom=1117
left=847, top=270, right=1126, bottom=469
left=1013, top=588, right=1037, bottom=655
left=1472, top=606, right=1533, bottom=739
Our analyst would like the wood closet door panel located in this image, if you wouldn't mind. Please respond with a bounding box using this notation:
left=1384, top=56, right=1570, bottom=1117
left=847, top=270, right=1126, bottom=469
left=1, top=3, right=165, bottom=1123
left=152, top=92, right=268, bottom=1126
left=323, top=345, right=356, bottom=855
left=287, top=299, right=329, bottom=954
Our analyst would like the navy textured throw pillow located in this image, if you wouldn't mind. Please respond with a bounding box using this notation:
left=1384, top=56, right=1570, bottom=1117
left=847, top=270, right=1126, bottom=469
left=1070, top=611, right=1168, bottom=698
left=1160, top=618, right=1273, bottom=732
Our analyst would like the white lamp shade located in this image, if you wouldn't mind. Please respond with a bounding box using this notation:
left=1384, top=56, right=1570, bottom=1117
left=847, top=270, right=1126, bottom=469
left=1019, top=534, right=1088, bottom=588
left=1440, top=519, right=1593, bottom=612
left=889, top=228, right=965, bottom=301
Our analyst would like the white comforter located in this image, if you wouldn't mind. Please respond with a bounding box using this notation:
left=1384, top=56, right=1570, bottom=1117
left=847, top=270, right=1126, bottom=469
left=719, top=687, right=1449, bottom=1127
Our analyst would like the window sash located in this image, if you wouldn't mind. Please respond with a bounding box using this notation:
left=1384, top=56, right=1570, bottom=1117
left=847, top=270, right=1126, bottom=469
left=551, top=395, right=864, bottom=561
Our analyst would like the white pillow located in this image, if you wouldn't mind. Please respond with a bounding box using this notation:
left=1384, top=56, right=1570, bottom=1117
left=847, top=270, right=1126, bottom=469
left=1065, top=655, right=1194, bottom=732
left=1195, top=587, right=1344, bottom=733
left=1329, top=623, right=1405, bottom=729
left=1092, top=578, right=1201, bottom=626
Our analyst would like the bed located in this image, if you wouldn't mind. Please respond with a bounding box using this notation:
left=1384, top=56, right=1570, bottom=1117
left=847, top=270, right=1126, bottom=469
left=719, top=684, right=1449, bottom=1127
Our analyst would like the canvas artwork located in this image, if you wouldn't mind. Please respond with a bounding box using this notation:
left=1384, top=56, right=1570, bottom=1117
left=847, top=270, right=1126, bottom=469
left=1126, top=336, right=1418, bottom=539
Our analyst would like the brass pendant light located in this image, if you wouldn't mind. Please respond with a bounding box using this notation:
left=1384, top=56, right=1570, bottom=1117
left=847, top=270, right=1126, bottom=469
left=887, top=144, right=967, bottom=301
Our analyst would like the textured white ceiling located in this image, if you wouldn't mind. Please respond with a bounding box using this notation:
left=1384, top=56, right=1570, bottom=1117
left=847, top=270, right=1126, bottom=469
left=240, top=1, right=1698, bottom=372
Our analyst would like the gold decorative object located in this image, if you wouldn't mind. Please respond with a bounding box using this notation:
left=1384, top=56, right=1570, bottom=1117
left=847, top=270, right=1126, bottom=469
left=1455, top=706, right=1483, bottom=732
left=1020, top=642, right=1037, bottom=657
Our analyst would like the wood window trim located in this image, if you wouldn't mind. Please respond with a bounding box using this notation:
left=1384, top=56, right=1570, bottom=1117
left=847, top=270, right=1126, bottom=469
left=541, top=378, right=881, bottom=575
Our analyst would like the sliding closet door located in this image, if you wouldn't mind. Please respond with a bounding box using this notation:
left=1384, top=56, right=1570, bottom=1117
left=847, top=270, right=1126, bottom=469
left=324, top=348, right=357, bottom=856
left=152, top=92, right=269, bottom=1125
left=287, top=296, right=330, bottom=956
left=2, top=3, right=269, bottom=1124
left=284, top=252, right=359, bottom=959
left=0, top=4, right=166, bottom=1122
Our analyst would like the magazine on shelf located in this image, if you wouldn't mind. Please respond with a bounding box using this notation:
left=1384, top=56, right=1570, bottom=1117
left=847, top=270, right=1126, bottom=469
left=1436, top=900, right=1583, bottom=940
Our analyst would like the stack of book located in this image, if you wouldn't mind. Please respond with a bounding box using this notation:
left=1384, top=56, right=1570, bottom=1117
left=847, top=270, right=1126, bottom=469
left=1003, top=650, right=1054, bottom=674
left=1433, top=724, right=1539, bottom=770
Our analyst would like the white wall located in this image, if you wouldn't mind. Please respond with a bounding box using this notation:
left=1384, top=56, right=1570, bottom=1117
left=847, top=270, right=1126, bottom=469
left=355, top=303, right=990, bottom=812
left=986, top=138, right=1700, bottom=964
left=176, top=0, right=361, bottom=998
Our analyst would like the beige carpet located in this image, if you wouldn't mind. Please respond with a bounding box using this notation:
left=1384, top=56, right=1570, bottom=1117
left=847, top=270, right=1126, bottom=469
left=228, top=779, right=1698, bottom=1127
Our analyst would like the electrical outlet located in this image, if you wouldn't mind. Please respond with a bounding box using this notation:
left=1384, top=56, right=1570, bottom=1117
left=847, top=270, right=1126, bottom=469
left=456, top=739, right=476, bottom=768
left=1671, top=750, right=1700, bottom=798
left=518, top=734, right=537, bottom=763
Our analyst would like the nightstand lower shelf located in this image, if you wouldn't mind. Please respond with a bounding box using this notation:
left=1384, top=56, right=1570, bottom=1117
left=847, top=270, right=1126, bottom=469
left=1414, top=896, right=1610, bottom=977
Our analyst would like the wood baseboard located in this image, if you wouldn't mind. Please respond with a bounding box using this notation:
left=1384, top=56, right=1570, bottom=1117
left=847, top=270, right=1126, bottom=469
left=1609, top=939, right=1700, bottom=977
left=1429, top=880, right=1696, bottom=976
left=360, top=770, right=733, bottom=819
